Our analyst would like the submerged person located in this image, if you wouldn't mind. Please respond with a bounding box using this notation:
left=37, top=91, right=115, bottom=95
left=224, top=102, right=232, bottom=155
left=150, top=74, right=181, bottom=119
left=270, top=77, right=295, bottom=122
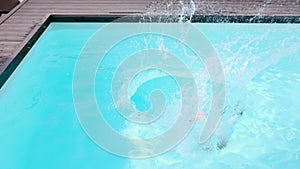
left=215, top=105, right=243, bottom=150
left=189, top=103, right=244, bottom=151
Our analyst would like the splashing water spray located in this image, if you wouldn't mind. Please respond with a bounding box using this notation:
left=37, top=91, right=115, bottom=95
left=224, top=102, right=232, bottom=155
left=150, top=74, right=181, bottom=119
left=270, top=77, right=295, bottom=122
left=72, top=0, right=228, bottom=159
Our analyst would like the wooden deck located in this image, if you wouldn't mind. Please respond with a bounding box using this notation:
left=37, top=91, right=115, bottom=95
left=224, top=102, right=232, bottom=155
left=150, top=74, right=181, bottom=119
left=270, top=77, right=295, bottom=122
left=0, top=0, right=152, bottom=73
left=0, top=0, right=300, bottom=75
left=148, top=0, right=300, bottom=16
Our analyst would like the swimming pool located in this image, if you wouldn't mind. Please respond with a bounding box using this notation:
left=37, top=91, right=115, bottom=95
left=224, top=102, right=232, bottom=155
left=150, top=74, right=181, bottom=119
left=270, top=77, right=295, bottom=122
left=0, top=20, right=300, bottom=169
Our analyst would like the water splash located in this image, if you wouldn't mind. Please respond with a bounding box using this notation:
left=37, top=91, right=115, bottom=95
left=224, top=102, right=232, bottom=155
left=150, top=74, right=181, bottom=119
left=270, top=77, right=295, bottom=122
left=143, top=0, right=196, bottom=23
left=119, top=0, right=300, bottom=167
left=178, top=0, right=196, bottom=23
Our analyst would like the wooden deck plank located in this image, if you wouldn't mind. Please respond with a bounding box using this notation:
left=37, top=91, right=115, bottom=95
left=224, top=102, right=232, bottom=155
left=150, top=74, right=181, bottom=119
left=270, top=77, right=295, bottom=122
left=27, top=1, right=150, bottom=3
left=20, top=5, right=149, bottom=9
left=0, top=36, right=26, bottom=41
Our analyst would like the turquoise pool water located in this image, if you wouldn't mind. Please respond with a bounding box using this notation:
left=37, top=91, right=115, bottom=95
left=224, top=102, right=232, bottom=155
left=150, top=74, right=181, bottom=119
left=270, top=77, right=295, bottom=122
left=0, top=22, right=300, bottom=168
